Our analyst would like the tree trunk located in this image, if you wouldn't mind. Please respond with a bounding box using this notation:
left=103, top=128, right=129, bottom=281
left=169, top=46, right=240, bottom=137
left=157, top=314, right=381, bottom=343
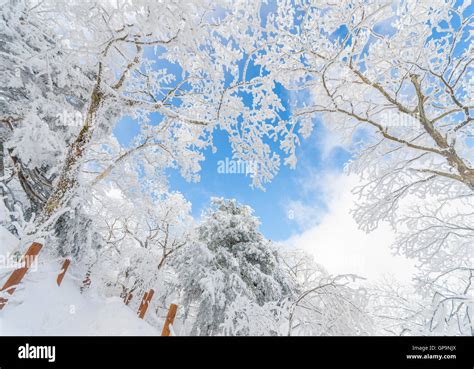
left=38, top=79, right=104, bottom=227
left=0, top=140, right=4, bottom=179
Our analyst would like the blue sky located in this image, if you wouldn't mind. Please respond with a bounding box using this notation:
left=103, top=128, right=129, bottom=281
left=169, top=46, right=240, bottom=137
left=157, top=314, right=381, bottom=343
left=111, top=3, right=355, bottom=242
left=114, top=96, right=351, bottom=242
left=112, top=0, right=472, bottom=242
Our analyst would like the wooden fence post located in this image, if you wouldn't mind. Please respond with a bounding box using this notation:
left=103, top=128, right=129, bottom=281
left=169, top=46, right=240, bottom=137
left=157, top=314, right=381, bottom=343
left=161, top=303, right=178, bottom=336
left=124, top=292, right=133, bottom=305
left=0, top=242, right=43, bottom=310
left=137, top=289, right=154, bottom=319
left=56, top=259, right=71, bottom=287
left=80, top=270, right=92, bottom=293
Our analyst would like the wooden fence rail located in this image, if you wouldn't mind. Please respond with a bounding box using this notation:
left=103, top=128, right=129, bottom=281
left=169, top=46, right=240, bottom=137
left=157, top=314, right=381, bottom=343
left=0, top=242, right=43, bottom=310
left=1, top=246, right=181, bottom=336
left=137, top=289, right=154, bottom=319
left=56, top=259, right=71, bottom=286
left=161, top=303, right=178, bottom=336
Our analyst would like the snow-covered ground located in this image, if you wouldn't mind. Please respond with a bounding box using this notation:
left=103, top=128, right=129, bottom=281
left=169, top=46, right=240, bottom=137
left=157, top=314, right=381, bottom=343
left=0, top=226, right=158, bottom=336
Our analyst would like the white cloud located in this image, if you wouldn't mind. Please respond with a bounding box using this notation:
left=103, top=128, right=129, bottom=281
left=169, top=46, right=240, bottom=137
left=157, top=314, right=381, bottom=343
left=283, top=169, right=343, bottom=230
left=285, top=199, right=322, bottom=229
left=319, top=124, right=347, bottom=160
left=285, top=173, right=416, bottom=284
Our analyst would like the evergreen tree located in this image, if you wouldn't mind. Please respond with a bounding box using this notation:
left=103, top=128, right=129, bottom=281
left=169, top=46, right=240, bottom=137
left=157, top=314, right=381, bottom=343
left=175, top=198, right=294, bottom=335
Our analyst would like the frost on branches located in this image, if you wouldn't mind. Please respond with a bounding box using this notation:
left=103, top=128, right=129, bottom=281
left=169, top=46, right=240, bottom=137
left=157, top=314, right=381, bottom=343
left=256, top=0, right=473, bottom=336
left=174, top=198, right=294, bottom=335
left=1, top=0, right=305, bottom=256
left=1, top=0, right=472, bottom=337
left=283, top=250, right=374, bottom=336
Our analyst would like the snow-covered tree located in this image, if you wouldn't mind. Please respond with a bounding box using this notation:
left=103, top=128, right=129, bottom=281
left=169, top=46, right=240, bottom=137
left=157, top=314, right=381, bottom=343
left=174, top=198, right=294, bottom=335
left=89, top=185, right=191, bottom=302
left=1, top=0, right=315, bottom=335
left=1, top=0, right=95, bottom=239
left=1, top=0, right=309, bottom=255
left=367, top=277, right=430, bottom=336
left=255, top=0, right=473, bottom=335
left=282, top=250, right=373, bottom=336
left=3, top=0, right=471, bottom=337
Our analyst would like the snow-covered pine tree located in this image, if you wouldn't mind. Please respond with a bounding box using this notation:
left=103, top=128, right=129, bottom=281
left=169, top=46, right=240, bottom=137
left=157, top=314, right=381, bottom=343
left=174, top=198, right=294, bottom=335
